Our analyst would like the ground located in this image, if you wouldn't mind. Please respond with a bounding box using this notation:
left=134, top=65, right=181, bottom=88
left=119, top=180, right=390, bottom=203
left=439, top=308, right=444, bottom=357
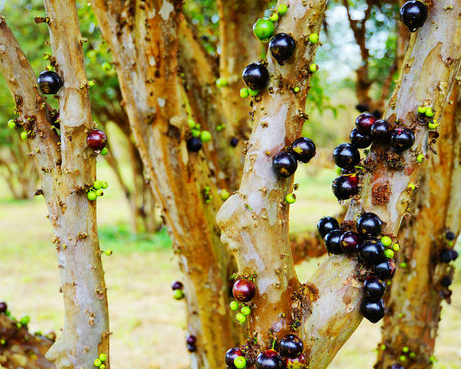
left=0, top=162, right=459, bottom=369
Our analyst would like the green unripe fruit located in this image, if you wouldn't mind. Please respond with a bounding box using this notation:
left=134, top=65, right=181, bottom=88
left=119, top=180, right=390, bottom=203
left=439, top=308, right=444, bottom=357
left=248, top=89, right=259, bottom=97
left=399, top=355, right=406, bottom=362
left=102, top=62, right=112, bottom=72
left=428, top=120, right=439, bottom=130
left=94, top=181, right=104, bottom=190
left=240, top=88, right=249, bottom=98
left=20, top=315, right=30, bottom=325
left=234, top=356, right=247, bottom=369
left=384, top=249, right=395, bottom=259
left=104, top=249, right=113, bottom=256
left=100, top=147, right=108, bottom=156
left=309, top=64, right=318, bottom=73
left=216, top=78, right=228, bottom=88
left=393, top=243, right=400, bottom=252
left=425, top=107, right=434, bottom=117
left=7, top=120, right=16, bottom=129
left=409, top=352, right=416, bottom=359
left=381, top=236, right=392, bottom=247
left=20, top=131, right=28, bottom=140
left=99, top=356, right=107, bottom=365
left=192, top=129, right=201, bottom=138
left=220, top=189, right=230, bottom=201
left=173, top=289, right=184, bottom=300
left=94, top=359, right=102, bottom=367
left=100, top=365, right=106, bottom=369
left=417, top=106, right=427, bottom=114
left=235, top=313, right=247, bottom=324
left=402, top=347, right=409, bottom=353
left=285, top=193, right=296, bottom=204
left=200, top=130, right=212, bottom=143
left=294, top=87, right=300, bottom=93
left=101, top=181, right=109, bottom=189
left=278, top=4, right=288, bottom=14
left=230, top=301, right=239, bottom=311
left=241, top=306, right=251, bottom=316
left=309, top=33, right=319, bottom=44
left=96, top=189, right=104, bottom=197
left=187, top=118, right=196, bottom=129
left=87, top=191, right=97, bottom=201
left=270, top=13, right=279, bottom=22
left=417, top=154, right=425, bottom=163
left=253, top=18, right=275, bottom=41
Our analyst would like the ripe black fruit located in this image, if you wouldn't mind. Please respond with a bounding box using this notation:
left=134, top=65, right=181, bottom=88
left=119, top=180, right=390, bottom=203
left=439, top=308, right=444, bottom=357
left=391, top=128, right=415, bottom=152
left=187, top=137, right=203, bottom=152
left=279, top=334, right=303, bottom=358
left=441, top=276, right=452, bottom=288
left=0, top=301, right=7, bottom=313
left=374, top=259, right=396, bottom=280
left=87, top=129, right=107, bottom=150
left=400, top=1, right=428, bottom=32
left=371, top=120, right=391, bottom=142
left=358, top=241, right=385, bottom=266
left=232, top=279, right=256, bottom=302
left=225, top=348, right=244, bottom=369
left=355, top=113, right=377, bottom=135
left=317, top=216, right=339, bottom=238
left=356, top=212, right=383, bottom=238
left=171, top=281, right=183, bottom=290
left=291, top=137, right=316, bottom=163
left=333, top=143, right=360, bottom=169
left=439, top=249, right=459, bottom=263
left=324, top=229, right=344, bottom=255
left=256, top=350, right=285, bottom=369
left=273, top=152, right=298, bottom=177
left=230, top=137, right=239, bottom=147
left=242, top=62, right=270, bottom=90
left=332, top=174, right=359, bottom=200
left=339, top=231, right=360, bottom=253
left=37, top=70, right=63, bottom=95
left=364, top=277, right=386, bottom=300
left=446, top=230, right=456, bottom=241
left=350, top=128, right=372, bottom=149
left=269, top=33, right=296, bottom=65
left=361, top=299, right=385, bottom=323
left=186, top=335, right=197, bottom=352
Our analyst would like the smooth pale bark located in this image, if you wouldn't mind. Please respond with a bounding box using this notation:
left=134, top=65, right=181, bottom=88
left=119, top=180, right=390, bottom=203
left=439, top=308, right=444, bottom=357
left=0, top=315, right=55, bottom=369
left=375, top=88, right=461, bottom=368
left=89, top=2, right=238, bottom=368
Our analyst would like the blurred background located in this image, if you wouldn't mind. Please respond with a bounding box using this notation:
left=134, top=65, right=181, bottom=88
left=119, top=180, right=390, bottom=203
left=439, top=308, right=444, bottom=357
left=0, top=1, right=459, bottom=368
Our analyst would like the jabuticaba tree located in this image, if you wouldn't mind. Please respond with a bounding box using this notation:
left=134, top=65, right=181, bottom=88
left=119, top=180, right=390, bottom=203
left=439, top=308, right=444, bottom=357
left=0, top=1, right=110, bottom=369
left=375, top=86, right=461, bottom=369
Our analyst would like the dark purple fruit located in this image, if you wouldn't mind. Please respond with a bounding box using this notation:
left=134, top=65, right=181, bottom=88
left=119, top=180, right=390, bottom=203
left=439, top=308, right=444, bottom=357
left=230, top=137, right=239, bottom=147
left=187, top=137, right=203, bottom=152
left=0, top=301, right=7, bottom=313
left=332, top=174, right=359, bottom=200
left=232, top=279, right=256, bottom=302
left=355, top=103, right=369, bottom=113
left=390, top=365, right=404, bottom=369
left=446, top=230, right=456, bottom=241
left=441, top=276, right=452, bottom=287
left=279, top=334, right=303, bottom=358
left=339, top=231, right=360, bottom=253
left=371, top=120, right=391, bottom=142
left=350, top=128, right=372, bottom=149
left=269, top=33, right=296, bottom=65
left=439, top=249, right=459, bottom=263
left=374, top=259, right=396, bottom=280
left=333, top=143, right=360, bottom=169
left=171, top=281, right=183, bottom=290
left=291, top=137, right=316, bottom=163
left=358, top=241, right=385, bottom=266
left=317, top=216, right=339, bottom=239
left=37, top=70, right=63, bottom=95
left=285, top=354, right=305, bottom=369
left=356, top=212, right=383, bottom=238
left=225, top=348, right=244, bottom=369
left=400, top=1, right=428, bottom=32
left=324, top=229, right=344, bottom=255
left=186, top=335, right=197, bottom=352
left=363, top=276, right=386, bottom=300
left=256, top=349, right=285, bottom=369
left=273, top=152, right=298, bottom=177
left=391, top=128, right=415, bottom=152
left=355, top=113, right=377, bottom=135
left=361, top=298, right=385, bottom=323
left=242, top=62, right=270, bottom=90
left=187, top=343, right=196, bottom=352
left=86, top=129, right=107, bottom=150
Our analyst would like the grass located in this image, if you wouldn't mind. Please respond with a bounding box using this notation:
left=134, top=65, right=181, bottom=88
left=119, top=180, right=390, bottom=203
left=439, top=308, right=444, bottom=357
left=0, top=160, right=460, bottom=369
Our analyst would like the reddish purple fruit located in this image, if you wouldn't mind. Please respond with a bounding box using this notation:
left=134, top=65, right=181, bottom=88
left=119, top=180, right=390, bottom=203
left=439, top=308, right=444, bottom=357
left=171, top=281, right=183, bottom=290
left=86, top=129, right=107, bottom=150
left=291, top=137, right=316, bottom=163
left=339, top=231, right=360, bottom=253
left=256, top=349, right=285, bottom=369
left=279, top=334, right=303, bottom=358
left=355, top=113, right=377, bottom=135
left=285, top=354, right=306, bottom=369
left=225, top=348, right=244, bottom=369
left=0, top=301, right=7, bottom=313
left=374, top=259, right=396, bottom=280
left=350, top=128, right=372, bottom=149
left=186, top=335, right=197, bottom=352
left=332, top=174, right=359, bottom=200
left=232, top=279, right=256, bottom=302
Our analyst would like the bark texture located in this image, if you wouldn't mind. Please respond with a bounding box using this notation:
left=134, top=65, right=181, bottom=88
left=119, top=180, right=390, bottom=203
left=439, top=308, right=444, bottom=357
left=0, top=3, right=110, bottom=368
left=375, top=87, right=461, bottom=369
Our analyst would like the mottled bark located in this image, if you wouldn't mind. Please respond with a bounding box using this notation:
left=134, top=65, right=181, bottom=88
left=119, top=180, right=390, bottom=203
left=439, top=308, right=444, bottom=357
left=89, top=2, right=238, bottom=368
left=0, top=3, right=110, bottom=369
left=375, top=87, right=461, bottom=369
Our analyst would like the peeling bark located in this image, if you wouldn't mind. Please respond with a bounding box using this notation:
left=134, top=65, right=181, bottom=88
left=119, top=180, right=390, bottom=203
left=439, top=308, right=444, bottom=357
left=375, top=87, right=461, bottom=369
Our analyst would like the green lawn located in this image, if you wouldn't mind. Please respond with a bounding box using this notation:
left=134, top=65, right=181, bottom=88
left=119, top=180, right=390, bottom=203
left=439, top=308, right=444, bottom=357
left=0, top=161, right=460, bottom=369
